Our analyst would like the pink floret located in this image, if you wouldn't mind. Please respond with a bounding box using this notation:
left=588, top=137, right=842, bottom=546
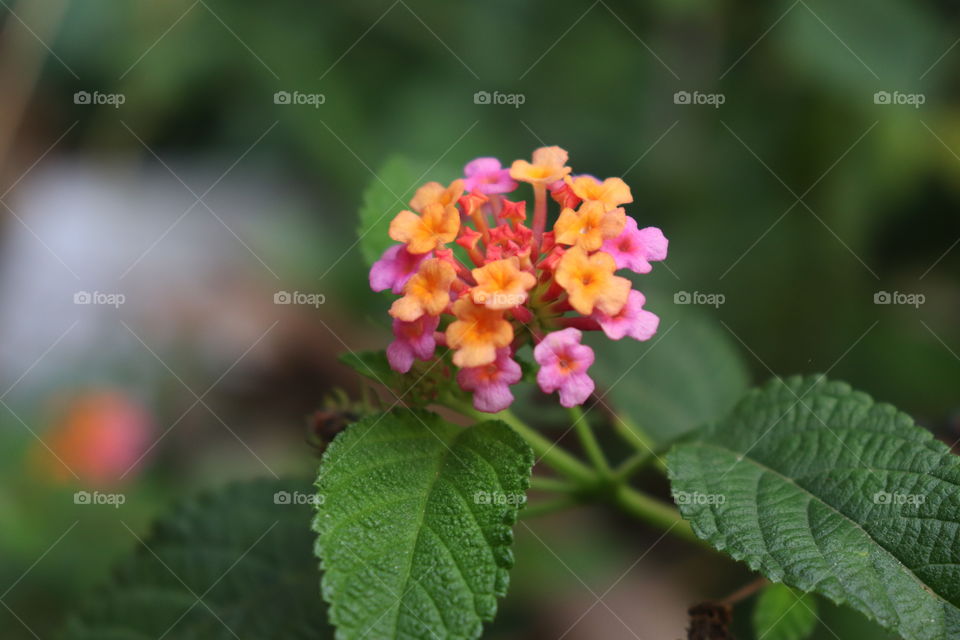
left=464, top=157, right=518, bottom=195
left=601, top=217, right=668, bottom=274
left=533, top=328, right=595, bottom=408
left=387, top=315, right=440, bottom=373
left=457, top=347, right=523, bottom=413
left=594, top=290, right=660, bottom=341
left=370, top=244, right=429, bottom=294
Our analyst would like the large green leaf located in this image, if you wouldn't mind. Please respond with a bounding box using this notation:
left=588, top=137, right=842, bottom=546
left=752, top=583, right=818, bottom=640
left=587, top=305, right=750, bottom=447
left=668, top=375, right=960, bottom=640
left=314, top=409, right=533, bottom=640
left=62, top=478, right=332, bottom=640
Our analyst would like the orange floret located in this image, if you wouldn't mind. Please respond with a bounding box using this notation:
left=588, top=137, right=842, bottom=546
left=471, top=257, right=537, bottom=310
left=389, top=202, right=460, bottom=254
left=409, top=179, right=465, bottom=212
left=446, top=297, right=514, bottom=367
left=389, top=258, right=457, bottom=321
left=510, top=146, right=572, bottom=185
left=565, top=175, right=633, bottom=210
left=555, top=246, right=630, bottom=315
left=553, top=201, right=626, bottom=252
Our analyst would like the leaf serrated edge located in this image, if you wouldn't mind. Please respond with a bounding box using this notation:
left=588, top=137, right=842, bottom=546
left=311, top=410, right=533, bottom=639
left=667, top=374, right=960, bottom=639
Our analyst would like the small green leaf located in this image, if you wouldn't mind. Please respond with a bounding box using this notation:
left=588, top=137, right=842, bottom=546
left=339, top=350, right=397, bottom=386
left=752, top=584, right=818, bottom=640
left=314, top=409, right=534, bottom=640
left=63, top=478, right=332, bottom=640
left=338, top=350, right=454, bottom=406
left=357, top=155, right=421, bottom=268
left=668, top=375, right=960, bottom=640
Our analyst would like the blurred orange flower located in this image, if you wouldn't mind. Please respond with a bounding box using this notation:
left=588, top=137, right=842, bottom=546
left=565, top=175, right=633, bottom=210
left=510, top=146, right=571, bottom=185
left=34, top=390, right=152, bottom=486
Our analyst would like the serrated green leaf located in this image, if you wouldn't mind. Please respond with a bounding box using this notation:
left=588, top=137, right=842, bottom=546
left=587, top=306, right=750, bottom=447
left=313, top=409, right=534, bottom=640
left=62, top=478, right=332, bottom=640
left=752, top=584, right=818, bottom=640
left=667, top=375, right=960, bottom=640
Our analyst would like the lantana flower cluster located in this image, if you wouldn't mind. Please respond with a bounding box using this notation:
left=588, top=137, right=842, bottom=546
left=369, top=147, right=667, bottom=413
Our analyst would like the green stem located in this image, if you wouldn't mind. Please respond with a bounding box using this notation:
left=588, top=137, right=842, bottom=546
left=612, top=484, right=705, bottom=546
left=569, top=406, right=611, bottom=477
left=455, top=404, right=596, bottom=485
left=529, top=475, right=578, bottom=493
left=450, top=401, right=709, bottom=550
left=612, top=450, right=652, bottom=482
left=611, top=413, right=668, bottom=473
left=520, top=496, right=579, bottom=519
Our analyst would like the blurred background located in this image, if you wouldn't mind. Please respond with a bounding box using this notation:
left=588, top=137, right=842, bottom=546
left=0, top=0, right=957, bottom=638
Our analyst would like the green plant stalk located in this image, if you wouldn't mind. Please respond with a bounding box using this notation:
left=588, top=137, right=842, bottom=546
left=613, top=450, right=653, bottom=482
left=451, top=402, right=708, bottom=549
left=569, top=406, right=611, bottom=477
left=529, top=475, right=579, bottom=493
left=612, top=484, right=705, bottom=546
left=455, top=404, right=595, bottom=484
left=520, top=496, right=579, bottom=519
left=612, top=412, right=668, bottom=473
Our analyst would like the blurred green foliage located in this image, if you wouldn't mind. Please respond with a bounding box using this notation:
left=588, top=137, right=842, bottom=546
left=48, top=0, right=960, bottom=419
